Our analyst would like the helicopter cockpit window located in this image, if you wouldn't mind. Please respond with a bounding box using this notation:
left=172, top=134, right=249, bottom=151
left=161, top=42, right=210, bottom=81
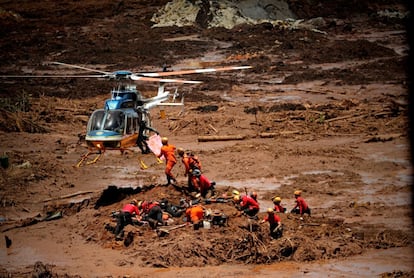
left=88, top=110, right=105, bottom=131
left=103, top=110, right=125, bottom=133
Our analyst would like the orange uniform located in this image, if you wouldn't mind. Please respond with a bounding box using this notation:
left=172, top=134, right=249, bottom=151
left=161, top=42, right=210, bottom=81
left=158, top=143, right=177, bottom=184
left=180, top=152, right=201, bottom=191
left=185, top=205, right=204, bottom=224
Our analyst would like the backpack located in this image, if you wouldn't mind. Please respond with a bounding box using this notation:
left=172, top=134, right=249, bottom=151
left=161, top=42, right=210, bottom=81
left=188, top=153, right=201, bottom=170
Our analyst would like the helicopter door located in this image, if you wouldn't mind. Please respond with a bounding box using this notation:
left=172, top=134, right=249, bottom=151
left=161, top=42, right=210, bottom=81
left=124, top=113, right=140, bottom=135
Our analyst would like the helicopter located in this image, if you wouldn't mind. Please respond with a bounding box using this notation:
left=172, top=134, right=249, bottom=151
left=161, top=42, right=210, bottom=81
left=1, top=62, right=252, bottom=166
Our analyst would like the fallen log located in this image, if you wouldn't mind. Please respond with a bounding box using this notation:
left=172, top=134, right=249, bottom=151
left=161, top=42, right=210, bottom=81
left=198, top=135, right=246, bottom=142
left=43, top=190, right=96, bottom=202
left=259, top=131, right=302, bottom=138
left=325, top=113, right=361, bottom=123
left=364, top=133, right=402, bottom=143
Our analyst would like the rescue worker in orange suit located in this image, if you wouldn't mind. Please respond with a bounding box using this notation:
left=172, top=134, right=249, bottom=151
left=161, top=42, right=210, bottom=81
left=177, top=148, right=201, bottom=192
left=291, top=190, right=311, bottom=216
left=261, top=208, right=283, bottom=239
left=233, top=194, right=260, bottom=217
left=157, top=137, right=177, bottom=185
left=185, top=204, right=205, bottom=230
left=191, top=169, right=216, bottom=198
left=114, top=199, right=140, bottom=240
left=272, top=196, right=286, bottom=213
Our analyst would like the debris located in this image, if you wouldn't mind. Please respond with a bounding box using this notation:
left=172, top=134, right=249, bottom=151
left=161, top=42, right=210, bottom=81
left=198, top=135, right=246, bottom=142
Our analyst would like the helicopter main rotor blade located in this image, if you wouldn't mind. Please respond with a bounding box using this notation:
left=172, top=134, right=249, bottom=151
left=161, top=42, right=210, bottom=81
left=0, top=75, right=106, bottom=78
left=130, top=75, right=202, bottom=84
left=140, top=65, right=252, bottom=77
left=51, top=61, right=112, bottom=75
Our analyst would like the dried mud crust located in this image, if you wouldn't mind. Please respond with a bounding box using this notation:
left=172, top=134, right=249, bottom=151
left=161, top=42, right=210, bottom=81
left=0, top=0, right=412, bottom=277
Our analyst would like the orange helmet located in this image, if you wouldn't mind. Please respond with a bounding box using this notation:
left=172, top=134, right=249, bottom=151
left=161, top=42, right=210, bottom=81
left=294, top=190, right=301, bottom=196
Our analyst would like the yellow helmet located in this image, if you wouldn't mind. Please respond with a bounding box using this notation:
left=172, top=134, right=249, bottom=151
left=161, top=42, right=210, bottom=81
left=177, top=148, right=184, bottom=156
left=273, top=196, right=282, bottom=203
left=137, top=200, right=143, bottom=208
left=233, top=195, right=240, bottom=202
left=232, top=190, right=240, bottom=196
left=161, top=137, right=168, bottom=145
left=267, top=208, right=274, bottom=213
left=294, top=190, right=301, bottom=196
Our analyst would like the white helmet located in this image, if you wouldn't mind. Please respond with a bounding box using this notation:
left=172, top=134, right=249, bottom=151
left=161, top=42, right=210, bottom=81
left=192, top=169, right=201, bottom=176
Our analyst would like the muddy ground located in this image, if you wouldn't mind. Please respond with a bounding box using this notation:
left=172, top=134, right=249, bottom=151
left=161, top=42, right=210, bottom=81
left=0, top=0, right=413, bottom=277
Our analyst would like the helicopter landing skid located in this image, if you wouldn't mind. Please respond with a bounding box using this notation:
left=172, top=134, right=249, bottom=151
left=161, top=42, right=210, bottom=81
left=76, top=150, right=105, bottom=167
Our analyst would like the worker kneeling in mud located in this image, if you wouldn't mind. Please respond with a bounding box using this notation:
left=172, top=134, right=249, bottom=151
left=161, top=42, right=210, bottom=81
left=233, top=193, right=260, bottom=218
left=291, top=190, right=311, bottom=217
left=185, top=204, right=205, bottom=230
left=146, top=201, right=165, bottom=229
left=191, top=169, right=216, bottom=198
left=114, top=199, right=141, bottom=240
left=272, top=196, right=287, bottom=213
left=261, top=208, right=283, bottom=239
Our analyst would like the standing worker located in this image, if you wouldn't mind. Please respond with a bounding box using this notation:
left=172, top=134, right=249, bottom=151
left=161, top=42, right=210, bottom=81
left=136, top=117, right=159, bottom=154
left=114, top=199, right=140, bottom=240
left=272, top=196, right=286, bottom=213
left=177, top=148, right=201, bottom=192
left=291, top=190, right=311, bottom=217
left=157, top=137, right=177, bottom=185
left=261, top=208, right=283, bottom=239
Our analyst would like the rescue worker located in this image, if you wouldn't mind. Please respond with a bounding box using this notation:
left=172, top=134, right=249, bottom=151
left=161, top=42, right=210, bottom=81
left=233, top=194, right=260, bottom=217
left=146, top=201, right=164, bottom=229
left=157, top=137, right=177, bottom=185
left=136, top=117, right=159, bottom=154
left=185, top=204, right=205, bottom=230
left=177, top=148, right=201, bottom=191
left=250, top=191, right=258, bottom=201
left=191, top=169, right=216, bottom=198
left=291, top=190, right=311, bottom=216
left=114, top=199, right=140, bottom=240
left=138, top=200, right=152, bottom=215
left=261, top=208, right=283, bottom=239
left=272, top=196, right=286, bottom=213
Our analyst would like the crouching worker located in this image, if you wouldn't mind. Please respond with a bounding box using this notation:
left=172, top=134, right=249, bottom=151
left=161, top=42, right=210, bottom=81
left=291, top=190, right=311, bottom=217
left=233, top=194, right=260, bottom=218
left=272, top=196, right=286, bottom=213
left=146, top=202, right=164, bottom=230
left=261, top=208, right=283, bottom=239
left=114, top=199, right=140, bottom=240
left=191, top=169, right=216, bottom=198
left=185, top=204, right=205, bottom=230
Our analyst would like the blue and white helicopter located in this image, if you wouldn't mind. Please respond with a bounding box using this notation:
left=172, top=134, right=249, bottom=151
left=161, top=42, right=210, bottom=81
left=1, top=62, right=251, bottom=166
